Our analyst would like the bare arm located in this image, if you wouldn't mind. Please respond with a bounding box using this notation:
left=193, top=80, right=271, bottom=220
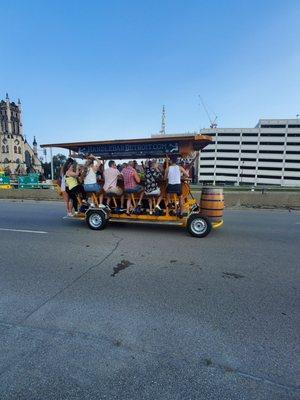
left=66, top=165, right=79, bottom=177
left=88, top=155, right=101, bottom=172
left=92, top=160, right=101, bottom=172
left=133, top=170, right=141, bottom=183
left=164, top=167, right=169, bottom=181
left=180, top=166, right=189, bottom=178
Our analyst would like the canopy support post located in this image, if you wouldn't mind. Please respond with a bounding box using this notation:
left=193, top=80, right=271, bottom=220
left=50, top=147, right=54, bottom=180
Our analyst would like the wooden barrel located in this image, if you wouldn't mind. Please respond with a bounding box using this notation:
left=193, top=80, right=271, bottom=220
left=200, top=187, right=224, bottom=222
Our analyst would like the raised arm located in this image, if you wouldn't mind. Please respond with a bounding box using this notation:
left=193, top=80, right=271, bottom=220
left=180, top=166, right=189, bottom=178
left=66, top=164, right=79, bottom=177
left=164, top=167, right=169, bottom=181
left=88, top=155, right=101, bottom=172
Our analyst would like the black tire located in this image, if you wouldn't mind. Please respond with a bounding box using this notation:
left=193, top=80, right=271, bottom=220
left=85, top=210, right=107, bottom=230
left=187, top=214, right=211, bottom=238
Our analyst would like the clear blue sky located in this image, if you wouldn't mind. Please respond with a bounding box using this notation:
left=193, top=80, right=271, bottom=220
left=1, top=0, right=299, bottom=146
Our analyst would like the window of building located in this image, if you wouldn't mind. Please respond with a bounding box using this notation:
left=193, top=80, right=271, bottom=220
left=260, top=142, right=284, bottom=146
left=241, top=142, right=257, bottom=145
left=241, top=157, right=256, bottom=161
left=5, top=145, right=9, bottom=153
left=1, top=145, right=5, bottom=153
left=260, top=124, right=286, bottom=128
left=258, top=158, right=282, bottom=163
left=215, top=172, right=237, bottom=177
left=240, top=173, right=255, bottom=177
left=258, top=166, right=282, bottom=171
left=288, top=125, right=300, bottom=128
left=217, top=157, right=239, bottom=161
left=257, top=174, right=282, bottom=179
left=200, top=165, right=214, bottom=168
left=243, top=133, right=258, bottom=137
left=18, top=146, right=21, bottom=154
left=284, top=168, right=300, bottom=172
left=286, top=151, right=300, bottom=154
left=287, top=133, right=300, bottom=137
left=260, top=133, right=285, bottom=137
left=200, top=157, right=215, bottom=160
left=284, top=176, right=300, bottom=180
left=14, top=146, right=17, bottom=153
left=259, top=150, right=283, bottom=154
left=286, top=142, right=300, bottom=146
left=217, top=165, right=238, bottom=169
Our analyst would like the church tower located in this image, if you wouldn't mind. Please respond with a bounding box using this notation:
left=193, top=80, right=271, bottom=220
left=33, top=136, right=37, bottom=156
left=0, top=94, right=41, bottom=175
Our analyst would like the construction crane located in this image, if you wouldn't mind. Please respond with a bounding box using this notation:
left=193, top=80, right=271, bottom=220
left=198, top=95, right=218, bottom=129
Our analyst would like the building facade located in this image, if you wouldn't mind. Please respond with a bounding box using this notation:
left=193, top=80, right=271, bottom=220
left=199, top=119, right=300, bottom=187
left=152, top=118, right=300, bottom=187
left=0, top=94, right=42, bottom=175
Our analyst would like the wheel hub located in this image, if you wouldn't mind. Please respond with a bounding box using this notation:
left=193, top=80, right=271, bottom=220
left=191, top=218, right=207, bottom=234
left=90, top=213, right=102, bottom=228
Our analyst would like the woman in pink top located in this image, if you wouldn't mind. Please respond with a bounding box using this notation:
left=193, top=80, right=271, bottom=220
left=121, top=161, right=144, bottom=214
left=101, top=160, right=124, bottom=209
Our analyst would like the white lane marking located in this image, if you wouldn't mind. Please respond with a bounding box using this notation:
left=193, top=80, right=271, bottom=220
left=0, top=228, right=47, bottom=234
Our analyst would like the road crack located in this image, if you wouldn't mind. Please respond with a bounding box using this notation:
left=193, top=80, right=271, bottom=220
left=19, top=236, right=123, bottom=324
left=0, top=320, right=298, bottom=393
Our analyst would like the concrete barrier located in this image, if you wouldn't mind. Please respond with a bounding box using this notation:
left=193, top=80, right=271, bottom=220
left=223, top=191, right=300, bottom=209
left=0, top=188, right=62, bottom=201
left=189, top=191, right=300, bottom=209
left=0, top=189, right=299, bottom=209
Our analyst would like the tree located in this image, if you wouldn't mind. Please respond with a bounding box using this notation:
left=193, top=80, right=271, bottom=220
left=42, top=153, right=67, bottom=179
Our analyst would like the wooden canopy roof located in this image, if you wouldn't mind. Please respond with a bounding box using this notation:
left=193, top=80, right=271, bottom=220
left=41, top=134, right=212, bottom=159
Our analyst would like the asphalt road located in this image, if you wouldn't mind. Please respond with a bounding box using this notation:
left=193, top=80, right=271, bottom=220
left=0, top=200, right=299, bottom=400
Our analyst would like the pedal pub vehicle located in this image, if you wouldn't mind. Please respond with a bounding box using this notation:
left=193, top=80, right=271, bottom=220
left=41, top=134, right=224, bottom=238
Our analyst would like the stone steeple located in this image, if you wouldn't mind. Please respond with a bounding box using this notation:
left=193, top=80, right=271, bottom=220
left=0, top=95, right=42, bottom=175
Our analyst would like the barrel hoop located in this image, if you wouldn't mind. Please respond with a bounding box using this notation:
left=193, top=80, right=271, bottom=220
left=201, top=196, right=224, bottom=200
left=202, top=193, right=224, bottom=197
left=201, top=213, right=223, bottom=217
left=201, top=198, right=224, bottom=202
left=201, top=205, right=224, bottom=210
left=201, top=207, right=224, bottom=211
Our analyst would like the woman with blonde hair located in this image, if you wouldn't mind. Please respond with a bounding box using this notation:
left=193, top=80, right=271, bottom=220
left=82, top=154, right=102, bottom=193
left=65, top=159, right=86, bottom=213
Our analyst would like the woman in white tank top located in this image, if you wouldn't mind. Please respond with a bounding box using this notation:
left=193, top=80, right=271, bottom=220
left=83, top=155, right=102, bottom=193
left=168, top=165, right=181, bottom=185
left=165, top=156, right=189, bottom=216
